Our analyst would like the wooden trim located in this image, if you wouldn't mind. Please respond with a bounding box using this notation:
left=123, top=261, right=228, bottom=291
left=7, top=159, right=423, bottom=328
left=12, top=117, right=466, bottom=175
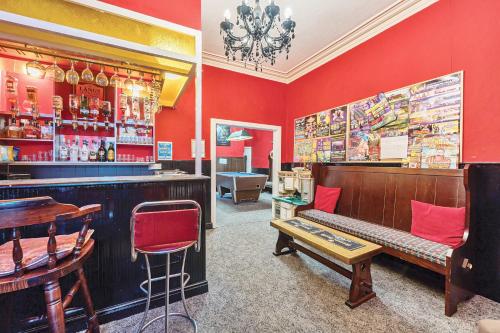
left=320, top=165, right=465, bottom=177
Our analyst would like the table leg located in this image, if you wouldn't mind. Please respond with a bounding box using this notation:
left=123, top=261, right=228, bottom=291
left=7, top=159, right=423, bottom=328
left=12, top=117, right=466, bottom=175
left=345, top=258, right=376, bottom=308
left=273, top=231, right=297, bottom=256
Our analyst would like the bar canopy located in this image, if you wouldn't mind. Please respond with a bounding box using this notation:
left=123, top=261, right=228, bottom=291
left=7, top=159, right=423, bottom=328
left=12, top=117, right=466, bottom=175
left=0, top=0, right=197, bottom=108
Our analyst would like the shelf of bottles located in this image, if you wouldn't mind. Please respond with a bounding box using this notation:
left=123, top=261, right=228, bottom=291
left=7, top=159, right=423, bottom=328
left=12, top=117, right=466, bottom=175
left=0, top=42, right=160, bottom=164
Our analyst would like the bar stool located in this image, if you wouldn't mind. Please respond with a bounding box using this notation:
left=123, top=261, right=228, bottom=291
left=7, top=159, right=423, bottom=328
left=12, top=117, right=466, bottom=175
left=0, top=196, right=101, bottom=333
left=131, top=200, right=202, bottom=333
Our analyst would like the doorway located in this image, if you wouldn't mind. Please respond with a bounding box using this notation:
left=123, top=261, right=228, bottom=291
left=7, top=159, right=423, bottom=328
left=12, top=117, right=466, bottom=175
left=210, top=118, right=281, bottom=228
left=243, top=147, right=252, bottom=173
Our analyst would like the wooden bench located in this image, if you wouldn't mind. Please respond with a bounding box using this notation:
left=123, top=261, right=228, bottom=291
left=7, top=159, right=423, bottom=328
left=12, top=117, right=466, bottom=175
left=292, top=165, right=474, bottom=316
left=272, top=217, right=382, bottom=308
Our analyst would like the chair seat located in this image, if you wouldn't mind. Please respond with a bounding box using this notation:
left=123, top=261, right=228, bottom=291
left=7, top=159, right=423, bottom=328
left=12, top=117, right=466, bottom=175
left=0, top=230, right=94, bottom=278
left=0, top=239, right=95, bottom=294
left=298, top=209, right=451, bottom=266
left=136, top=240, right=196, bottom=254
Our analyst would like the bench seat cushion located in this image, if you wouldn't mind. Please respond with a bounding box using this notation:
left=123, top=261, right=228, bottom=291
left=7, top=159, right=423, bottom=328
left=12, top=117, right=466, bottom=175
left=298, top=209, right=451, bottom=266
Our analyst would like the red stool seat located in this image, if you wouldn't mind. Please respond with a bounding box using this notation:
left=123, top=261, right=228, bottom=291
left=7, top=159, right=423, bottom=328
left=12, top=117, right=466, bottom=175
left=137, top=241, right=196, bottom=253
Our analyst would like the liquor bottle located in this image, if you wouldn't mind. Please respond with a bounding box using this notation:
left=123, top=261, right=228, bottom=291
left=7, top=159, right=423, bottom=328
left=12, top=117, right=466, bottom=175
left=107, top=142, right=115, bottom=162
left=59, top=139, right=69, bottom=161
left=80, top=140, right=90, bottom=162
left=7, top=117, right=21, bottom=138
left=98, top=140, right=107, bottom=162
left=89, top=140, right=98, bottom=162
left=6, top=74, right=19, bottom=117
left=70, top=140, right=79, bottom=162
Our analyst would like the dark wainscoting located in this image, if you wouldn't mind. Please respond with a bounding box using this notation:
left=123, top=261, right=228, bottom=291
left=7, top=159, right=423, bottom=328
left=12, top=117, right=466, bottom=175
left=252, top=167, right=270, bottom=175
left=469, top=164, right=500, bottom=302
left=8, top=164, right=154, bottom=179
left=0, top=178, right=210, bottom=332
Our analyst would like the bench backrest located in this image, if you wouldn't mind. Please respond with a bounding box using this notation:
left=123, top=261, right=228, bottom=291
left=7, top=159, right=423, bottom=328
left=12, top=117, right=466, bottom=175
left=311, top=165, right=469, bottom=232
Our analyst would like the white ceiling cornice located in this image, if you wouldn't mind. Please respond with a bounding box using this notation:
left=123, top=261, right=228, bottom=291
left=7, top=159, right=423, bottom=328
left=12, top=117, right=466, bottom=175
left=202, top=0, right=438, bottom=84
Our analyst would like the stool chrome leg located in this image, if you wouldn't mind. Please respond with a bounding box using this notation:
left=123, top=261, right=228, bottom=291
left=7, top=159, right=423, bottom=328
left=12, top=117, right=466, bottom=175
left=180, top=248, right=191, bottom=317
left=137, top=254, right=152, bottom=333
left=165, top=253, right=170, bottom=333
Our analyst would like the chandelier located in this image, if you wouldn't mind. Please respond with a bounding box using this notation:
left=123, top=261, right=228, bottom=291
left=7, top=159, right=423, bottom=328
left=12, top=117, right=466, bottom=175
left=220, top=0, right=296, bottom=71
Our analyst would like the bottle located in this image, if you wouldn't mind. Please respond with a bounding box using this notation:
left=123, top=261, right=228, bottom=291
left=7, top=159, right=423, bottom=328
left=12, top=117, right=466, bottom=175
left=59, top=139, right=68, bottom=161
left=98, top=140, right=107, bottom=162
left=107, top=142, right=115, bottom=162
left=70, top=140, right=79, bottom=162
left=80, top=140, right=89, bottom=162
left=89, top=140, right=98, bottom=162
left=7, top=117, right=21, bottom=138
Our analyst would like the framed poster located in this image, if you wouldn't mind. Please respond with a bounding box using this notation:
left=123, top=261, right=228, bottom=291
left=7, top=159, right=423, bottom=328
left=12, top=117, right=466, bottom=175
left=216, top=124, right=231, bottom=146
left=157, top=141, right=173, bottom=161
left=294, top=117, right=305, bottom=139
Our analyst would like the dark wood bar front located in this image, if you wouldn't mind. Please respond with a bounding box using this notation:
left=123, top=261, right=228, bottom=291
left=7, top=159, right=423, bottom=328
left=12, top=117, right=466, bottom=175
left=0, top=175, right=210, bottom=332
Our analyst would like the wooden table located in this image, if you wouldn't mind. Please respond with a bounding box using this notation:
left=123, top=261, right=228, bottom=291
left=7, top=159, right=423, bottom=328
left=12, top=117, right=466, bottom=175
left=271, top=217, right=382, bottom=308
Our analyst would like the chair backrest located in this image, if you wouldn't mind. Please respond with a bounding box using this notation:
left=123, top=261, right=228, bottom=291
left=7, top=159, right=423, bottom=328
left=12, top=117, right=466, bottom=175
left=0, top=196, right=101, bottom=277
left=130, top=200, right=202, bottom=260
left=311, top=165, right=469, bottom=232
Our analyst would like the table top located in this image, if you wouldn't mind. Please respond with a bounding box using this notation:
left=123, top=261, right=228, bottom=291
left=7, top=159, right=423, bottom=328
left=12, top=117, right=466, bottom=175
left=272, top=196, right=310, bottom=206
left=217, top=172, right=268, bottom=178
left=271, top=217, right=382, bottom=264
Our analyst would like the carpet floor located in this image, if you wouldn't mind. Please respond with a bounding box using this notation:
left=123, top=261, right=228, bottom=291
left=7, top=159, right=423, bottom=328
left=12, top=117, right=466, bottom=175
left=97, top=193, right=500, bottom=333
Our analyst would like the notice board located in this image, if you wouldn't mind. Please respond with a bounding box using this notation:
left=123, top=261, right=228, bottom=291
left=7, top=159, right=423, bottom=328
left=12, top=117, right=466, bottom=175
left=293, top=72, right=463, bottom=169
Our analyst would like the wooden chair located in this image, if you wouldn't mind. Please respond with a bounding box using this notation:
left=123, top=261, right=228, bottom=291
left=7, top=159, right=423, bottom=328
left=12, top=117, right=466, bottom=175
left=0, top=196, right=101, bottom=332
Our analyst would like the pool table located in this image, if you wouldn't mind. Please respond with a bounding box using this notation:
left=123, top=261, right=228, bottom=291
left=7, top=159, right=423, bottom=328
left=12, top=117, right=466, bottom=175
left=216, top=172, right=268, bottom=204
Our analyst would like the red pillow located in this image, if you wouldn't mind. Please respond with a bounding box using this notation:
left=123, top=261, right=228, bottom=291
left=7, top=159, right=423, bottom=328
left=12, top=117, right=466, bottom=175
left=314, top=185, right=341, bottom=213
left=410, top=200, right=466, bottom=247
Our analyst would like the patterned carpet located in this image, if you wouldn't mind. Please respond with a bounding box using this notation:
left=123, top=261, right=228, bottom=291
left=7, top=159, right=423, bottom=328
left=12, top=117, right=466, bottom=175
left=95, top=193, right=500, bottom=333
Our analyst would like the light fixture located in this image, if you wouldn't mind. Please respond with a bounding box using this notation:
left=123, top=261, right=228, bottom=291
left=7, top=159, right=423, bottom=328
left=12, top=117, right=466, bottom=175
left=26, top=59, right=46, bottom=79
left=227, top=129, right=253, bottom=141
left=220, top=0, right=296, bottom=71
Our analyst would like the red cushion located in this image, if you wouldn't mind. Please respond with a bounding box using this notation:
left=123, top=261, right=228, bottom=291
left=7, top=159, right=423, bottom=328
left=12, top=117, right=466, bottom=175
left=314, top=185, right=341, bottom=213
left=134, top=209, right=198, bottom=252
left=410, top=200, right=466, bottom=247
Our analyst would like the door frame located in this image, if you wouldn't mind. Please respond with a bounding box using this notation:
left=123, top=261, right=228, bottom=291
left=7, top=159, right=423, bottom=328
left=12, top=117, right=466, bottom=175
left=243, top=146, right=252, bottom=173
left=210, top=118, right=281, bottom=228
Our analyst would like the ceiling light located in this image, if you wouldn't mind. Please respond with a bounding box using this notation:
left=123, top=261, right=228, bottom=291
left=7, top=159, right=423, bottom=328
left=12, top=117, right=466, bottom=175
left=227, top=129, right=253, bottom=141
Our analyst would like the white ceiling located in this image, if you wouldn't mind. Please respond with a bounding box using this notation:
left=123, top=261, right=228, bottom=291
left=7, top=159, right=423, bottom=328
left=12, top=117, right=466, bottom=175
left=202, top=0, right=400, bottom=74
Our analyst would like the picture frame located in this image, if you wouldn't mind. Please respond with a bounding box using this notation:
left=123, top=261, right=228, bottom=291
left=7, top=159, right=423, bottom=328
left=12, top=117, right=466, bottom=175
left=157, top=141, right=173, bottom=161
left=216, top=124, right=231, bottom=146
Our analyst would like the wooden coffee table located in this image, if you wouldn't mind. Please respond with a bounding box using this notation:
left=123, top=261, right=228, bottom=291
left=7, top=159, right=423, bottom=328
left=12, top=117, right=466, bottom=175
left=271, top=217, right=382, bottom=308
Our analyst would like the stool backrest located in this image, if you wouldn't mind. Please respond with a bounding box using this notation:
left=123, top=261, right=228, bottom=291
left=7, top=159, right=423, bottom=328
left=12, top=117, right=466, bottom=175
left=130, top=200, right=202, bottom=260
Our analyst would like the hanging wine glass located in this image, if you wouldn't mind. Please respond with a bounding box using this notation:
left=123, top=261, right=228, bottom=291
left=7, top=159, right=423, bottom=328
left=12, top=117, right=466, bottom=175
left=66, top=60, right=79, bottom=85
left=95, top=65, right=109, bottom=87
left=109, top=67, right=121, bottom=88
left=45, top=58, right=65, bottom=82
left=135, top=72, right=147, bottom=92
left=123, top=70, right=134, bottom=91
left=81, top=62, right=94, bottom=82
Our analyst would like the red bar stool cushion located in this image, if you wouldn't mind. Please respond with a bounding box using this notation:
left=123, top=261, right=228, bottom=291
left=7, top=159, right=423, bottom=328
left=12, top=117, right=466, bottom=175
left=134, top=209, right=199, bottom=253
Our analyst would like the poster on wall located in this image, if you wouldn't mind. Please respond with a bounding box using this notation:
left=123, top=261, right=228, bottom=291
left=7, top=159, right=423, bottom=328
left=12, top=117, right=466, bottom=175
left=316, top=111, right=330, bottom=137
left=292, top=71, right=462, bottom=169
left=313, top=137, right=332, bottom=163
left=407, top=72, right=462, bottom=168
left=294, top=117, right=305, bottom=139
left=158, top=141, right=173, bottom=161
left=304, top=114, right=317, bottom=138
left=330, top=105, right=347, bottom=161
left=216, top=124, right=231, bottom=146
left=293, top=139, right=313, bottom=163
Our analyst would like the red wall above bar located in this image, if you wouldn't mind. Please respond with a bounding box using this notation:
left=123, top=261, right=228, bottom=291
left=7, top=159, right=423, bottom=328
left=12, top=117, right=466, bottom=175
left=155, top=65, right=286, bottom=161
left=285, top=0, right=500, bottom=163
left=100, top=0, right=201, bottom=30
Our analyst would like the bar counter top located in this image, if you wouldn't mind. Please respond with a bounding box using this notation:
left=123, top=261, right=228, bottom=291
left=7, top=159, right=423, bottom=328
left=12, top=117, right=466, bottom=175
left=0, top=174, right=210, bottom=188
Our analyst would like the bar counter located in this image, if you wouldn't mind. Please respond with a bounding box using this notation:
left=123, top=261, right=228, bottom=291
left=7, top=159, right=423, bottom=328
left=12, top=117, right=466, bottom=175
left=0, top=174, right=210, bottom=332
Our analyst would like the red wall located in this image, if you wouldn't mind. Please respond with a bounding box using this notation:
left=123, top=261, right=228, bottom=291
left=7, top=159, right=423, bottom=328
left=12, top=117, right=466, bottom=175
left=101, top=0, right=201, bottom=30
left=156, top=65, right=287, bottom=160
left=245, top=129, right=273, bottom=168
left=285, top=0, right=500, bottom=163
